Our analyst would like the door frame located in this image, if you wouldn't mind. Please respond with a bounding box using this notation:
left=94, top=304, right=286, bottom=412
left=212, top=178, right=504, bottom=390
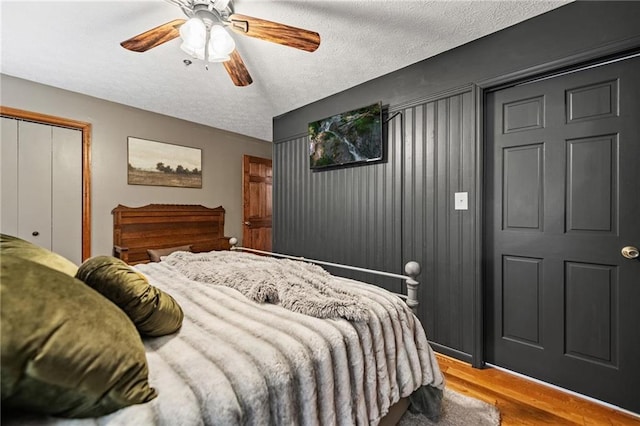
left=471, top=38, right=640, bottom=368
left=1, top=106, right=92, bottom=260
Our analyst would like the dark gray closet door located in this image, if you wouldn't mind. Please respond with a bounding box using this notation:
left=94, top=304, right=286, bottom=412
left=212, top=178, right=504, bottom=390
left=485, top=55, right=640, bottom=413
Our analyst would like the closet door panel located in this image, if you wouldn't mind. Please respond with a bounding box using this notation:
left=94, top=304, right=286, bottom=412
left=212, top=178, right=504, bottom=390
left=52, top=126, right=82, bottom=264
left=1, top=117, right=19, bottom=235
left=18, top=121, right=52, bottom=249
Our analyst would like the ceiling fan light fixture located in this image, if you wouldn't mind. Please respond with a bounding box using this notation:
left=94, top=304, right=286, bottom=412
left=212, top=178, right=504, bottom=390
left=207, top=35, right=231, bottom=62
left=207, top=53, right=231, bottom=63
left=180, top=42, right=206, bottom=61
left=209, top=25, right=235, bottom=57
left=179, top=17, right=206, bottom=49
left=120, top=0, right=321, bottom=86
left=212, top=0, right=230, bottom=12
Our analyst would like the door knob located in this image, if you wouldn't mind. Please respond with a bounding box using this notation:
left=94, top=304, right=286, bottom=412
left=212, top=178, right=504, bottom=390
left=32, top=231, right=39, bottom=236
left=244, top=221, right=251, bottom=226
left=621, top=246, right=639, bottom=259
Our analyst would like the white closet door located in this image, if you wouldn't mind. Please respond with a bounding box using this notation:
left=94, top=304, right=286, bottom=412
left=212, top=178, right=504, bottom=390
left=1, top=117, right=19, bottom=235
left=1, top=118, right=82, bottom=263
left=18, top=121, right=53, bottom=249
left=52, top=126, right=82, bottom=264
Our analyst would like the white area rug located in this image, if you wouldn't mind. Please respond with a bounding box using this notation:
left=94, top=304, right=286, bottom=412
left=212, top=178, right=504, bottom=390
left=399, top=388, right=501, bottom=425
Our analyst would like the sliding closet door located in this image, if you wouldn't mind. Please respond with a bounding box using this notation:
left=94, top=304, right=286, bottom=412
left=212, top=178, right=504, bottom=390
left=1, top=117, right=19, bottom=235
left=18, top=121, right=53, bottom=249
left=51, top=126, right=82, bottom=262
left=0, top=117, right=82, bottom=264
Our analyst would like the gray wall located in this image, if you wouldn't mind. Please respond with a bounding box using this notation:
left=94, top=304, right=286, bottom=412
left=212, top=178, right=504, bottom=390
left=274, top=117, right=403, bottom=291
left=274, top=2, right=640, bottom=139
left=1, top=74, right=272, bottom=258
left=272, top=1, right=640, bottom=361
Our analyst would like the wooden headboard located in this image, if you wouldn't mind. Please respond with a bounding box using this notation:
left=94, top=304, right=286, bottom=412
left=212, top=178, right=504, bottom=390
left=112, top=204, right=231, bottom=264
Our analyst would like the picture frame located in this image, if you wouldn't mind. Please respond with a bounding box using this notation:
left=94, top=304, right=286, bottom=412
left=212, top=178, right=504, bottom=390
left=127, top=137, right=202, bottom=188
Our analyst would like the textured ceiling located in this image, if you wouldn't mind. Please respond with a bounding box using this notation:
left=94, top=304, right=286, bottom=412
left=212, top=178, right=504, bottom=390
left=1, top=0, right=569, bottom=141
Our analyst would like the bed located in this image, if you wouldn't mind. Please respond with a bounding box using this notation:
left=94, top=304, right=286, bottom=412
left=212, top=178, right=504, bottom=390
left=1, top=204, right=444, bottom=425
left=111, top=204, right=232, bottom=265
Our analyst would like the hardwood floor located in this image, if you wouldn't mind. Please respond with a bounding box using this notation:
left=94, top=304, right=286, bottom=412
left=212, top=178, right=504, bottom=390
left=436, top=353, right=640, bottom=425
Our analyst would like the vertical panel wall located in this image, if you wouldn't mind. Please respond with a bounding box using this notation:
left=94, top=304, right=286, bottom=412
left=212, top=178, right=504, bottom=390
left=274, top=88, right=476, bottom=356
left=273, top=114, right=404, bottom=292
left=273, top=2, right=640, bottom=361
left=401, top=88, right=476, bottom=356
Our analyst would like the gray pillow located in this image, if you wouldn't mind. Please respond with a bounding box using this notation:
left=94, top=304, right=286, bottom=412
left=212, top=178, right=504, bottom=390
left=147, top=245, right=193, bottom=262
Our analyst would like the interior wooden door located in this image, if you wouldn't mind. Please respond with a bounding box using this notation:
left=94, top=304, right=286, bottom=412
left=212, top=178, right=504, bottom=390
left=485, top=54, right=640, bottom=413
left=242, top=155, right=272, bottom=251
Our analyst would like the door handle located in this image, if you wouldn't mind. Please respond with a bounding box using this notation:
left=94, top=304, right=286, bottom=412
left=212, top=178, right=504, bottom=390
left=32, top=231, right=39, bottom=236
left=244, top=221, right=251, bottom=226
left=621, top=246, right=639, bottom=259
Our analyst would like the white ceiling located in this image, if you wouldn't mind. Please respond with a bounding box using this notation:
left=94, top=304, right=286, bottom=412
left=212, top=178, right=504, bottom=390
left=1, top=0, right=569, bottom=142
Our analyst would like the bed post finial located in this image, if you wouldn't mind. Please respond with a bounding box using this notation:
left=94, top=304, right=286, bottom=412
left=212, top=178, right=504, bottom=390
left=404, top=261, right=421, bottom=314
left=229, top=237, right=238, bottom=250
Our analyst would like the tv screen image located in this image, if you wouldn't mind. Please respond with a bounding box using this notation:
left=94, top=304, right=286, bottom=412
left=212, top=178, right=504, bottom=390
left=309, top=102, right=382, bottom=169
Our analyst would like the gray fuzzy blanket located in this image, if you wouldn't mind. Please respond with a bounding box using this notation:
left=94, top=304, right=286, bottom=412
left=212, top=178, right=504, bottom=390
left=162, top=250, right=369, bottom=321
left=4, top=260, right=444, bottom=426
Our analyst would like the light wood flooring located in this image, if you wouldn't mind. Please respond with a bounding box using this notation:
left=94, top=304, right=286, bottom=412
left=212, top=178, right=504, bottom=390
left=436, top=353, right=640, bottom=425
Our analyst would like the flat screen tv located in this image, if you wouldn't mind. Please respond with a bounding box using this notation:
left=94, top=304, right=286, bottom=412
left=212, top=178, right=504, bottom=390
left=309, top=102, right=383, bottom=170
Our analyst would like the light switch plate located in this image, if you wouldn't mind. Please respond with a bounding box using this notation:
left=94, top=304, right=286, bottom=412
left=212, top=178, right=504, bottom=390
left=454, top=192, right=468, bottom=210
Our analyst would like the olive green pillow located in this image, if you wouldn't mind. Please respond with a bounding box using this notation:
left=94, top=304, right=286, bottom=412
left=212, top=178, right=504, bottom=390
left=0, top=233, right=78, bottom=276
left=147, top=245, right=192, bottom=262
left=76, top=256, right=184, bottom=337
left=0, top=255, right=157, bottom=418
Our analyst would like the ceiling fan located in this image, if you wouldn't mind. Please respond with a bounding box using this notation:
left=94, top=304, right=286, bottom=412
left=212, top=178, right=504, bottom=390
left=120, top=0, right=321, bottom=87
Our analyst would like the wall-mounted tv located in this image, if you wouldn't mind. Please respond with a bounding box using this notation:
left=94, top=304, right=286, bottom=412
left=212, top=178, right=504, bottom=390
left=308, top=102, right=383, bottom=170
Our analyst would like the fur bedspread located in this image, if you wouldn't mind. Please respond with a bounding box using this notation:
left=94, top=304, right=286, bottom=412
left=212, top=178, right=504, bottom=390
left=162, top=250, right=370, bottom=321
left=5, top=259, right=444, bottom=426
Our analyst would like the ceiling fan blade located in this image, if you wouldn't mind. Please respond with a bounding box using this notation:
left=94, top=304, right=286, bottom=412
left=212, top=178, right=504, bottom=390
left=223, top=49, right=253, bottom=87
left=121, top=19, right=185, bottom=52
left=228, top=14, right=320, bottom=53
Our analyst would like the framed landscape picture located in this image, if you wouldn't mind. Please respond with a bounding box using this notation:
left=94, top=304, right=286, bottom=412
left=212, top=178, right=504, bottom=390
left=127, top=137, right=202, bottom=188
